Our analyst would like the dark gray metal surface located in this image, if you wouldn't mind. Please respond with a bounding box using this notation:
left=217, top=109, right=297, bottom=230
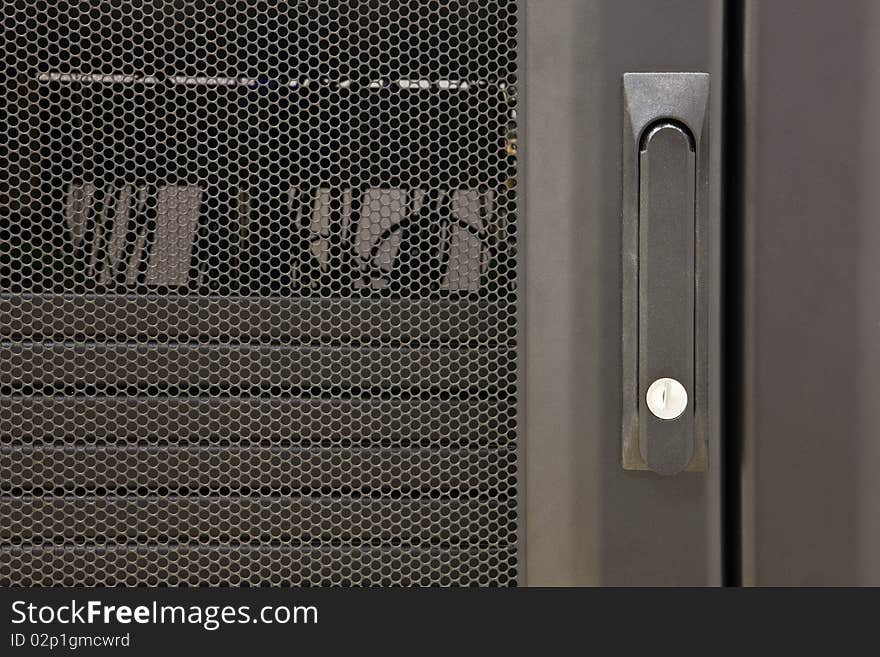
left=525, top=0, right=723, bottom=585
left=740, top=0, right=880, bottom=585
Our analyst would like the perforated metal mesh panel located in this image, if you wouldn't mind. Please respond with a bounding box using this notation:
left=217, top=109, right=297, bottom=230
left=0, top=0, right=520, bottom=586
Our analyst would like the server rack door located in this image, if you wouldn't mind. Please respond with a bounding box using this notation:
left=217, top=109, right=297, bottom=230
left=524, top=0, right=724, bottom=585
left=0, top=0, right=727, bottom=587
left=740, top=0, right=880, bottom=586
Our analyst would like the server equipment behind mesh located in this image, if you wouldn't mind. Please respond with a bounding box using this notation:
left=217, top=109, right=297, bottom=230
left=0, top=0, right=521, bottom=586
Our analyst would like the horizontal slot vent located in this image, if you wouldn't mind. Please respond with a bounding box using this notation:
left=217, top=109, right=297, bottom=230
left=0, top=295, right=512, bottom=345
left=1, top=497, right=517, bottom=548
left=0, top=397, right=513, bottom=448
left=0, top=345, right=514, bottom=393
left=0, top=546, right=518, bottom=587
left=0, top=447, right=517, bottom=497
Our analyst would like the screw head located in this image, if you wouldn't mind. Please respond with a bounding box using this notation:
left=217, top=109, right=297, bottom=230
left=646, top=377, right=688, bottom=420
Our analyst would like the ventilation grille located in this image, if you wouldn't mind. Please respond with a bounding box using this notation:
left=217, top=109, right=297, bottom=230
left=0, top=0, right=520, bottom=586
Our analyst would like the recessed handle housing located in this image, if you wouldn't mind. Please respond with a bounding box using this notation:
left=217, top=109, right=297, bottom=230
left=621, top=73, right=709, bottom=475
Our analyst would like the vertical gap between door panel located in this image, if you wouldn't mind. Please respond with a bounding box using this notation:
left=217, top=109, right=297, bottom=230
left=722, top=0, right=745, bottom=588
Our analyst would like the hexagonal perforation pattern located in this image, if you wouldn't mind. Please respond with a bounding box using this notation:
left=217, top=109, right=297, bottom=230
left=0, top=0, right=520, bottom=586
